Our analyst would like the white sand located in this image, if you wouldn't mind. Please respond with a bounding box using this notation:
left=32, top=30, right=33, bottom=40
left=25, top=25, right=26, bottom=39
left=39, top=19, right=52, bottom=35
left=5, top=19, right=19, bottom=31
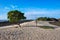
left=0, top=27, right=60, bottom=40
left=0, top=21, right=60, bottom=40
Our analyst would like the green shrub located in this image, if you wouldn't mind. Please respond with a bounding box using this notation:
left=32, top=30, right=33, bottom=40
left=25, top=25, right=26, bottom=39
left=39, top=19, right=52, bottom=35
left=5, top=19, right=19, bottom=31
left=36, top=17, right=47, bottom=21
left=39, top=26, right=54, bottom=29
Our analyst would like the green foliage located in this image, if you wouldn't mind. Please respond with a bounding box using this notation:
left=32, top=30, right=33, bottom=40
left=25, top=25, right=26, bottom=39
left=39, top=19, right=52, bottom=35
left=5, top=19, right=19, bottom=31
left=7, top=10, right=26, bottom=23
left=36, top=17, right=48, bottom=21
left=36, top=17, right=53, bottom=21
left=39, top=26, right=54, bottom=29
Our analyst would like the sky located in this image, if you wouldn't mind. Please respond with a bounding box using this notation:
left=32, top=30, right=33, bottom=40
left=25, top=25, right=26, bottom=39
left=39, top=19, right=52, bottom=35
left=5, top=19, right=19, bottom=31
left=0, top=0, right=60, bottom=20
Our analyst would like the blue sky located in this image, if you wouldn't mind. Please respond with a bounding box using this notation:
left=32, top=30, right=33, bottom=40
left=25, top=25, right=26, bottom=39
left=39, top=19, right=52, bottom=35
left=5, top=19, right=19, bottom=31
left=0, top=0, right=60, bottom=20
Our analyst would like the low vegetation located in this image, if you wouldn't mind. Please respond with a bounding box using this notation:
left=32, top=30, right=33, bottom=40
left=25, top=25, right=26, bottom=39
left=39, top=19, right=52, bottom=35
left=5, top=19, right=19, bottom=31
left=49, top=21, right=60, bottom=26
left=36, top=17, right=58, bottom=21
left=39, top=26, right=54, bottom=29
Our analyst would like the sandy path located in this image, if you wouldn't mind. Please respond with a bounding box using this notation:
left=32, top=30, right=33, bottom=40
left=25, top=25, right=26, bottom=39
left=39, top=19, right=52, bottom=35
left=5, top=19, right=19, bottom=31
left=0, top=27, right=60, bottom=40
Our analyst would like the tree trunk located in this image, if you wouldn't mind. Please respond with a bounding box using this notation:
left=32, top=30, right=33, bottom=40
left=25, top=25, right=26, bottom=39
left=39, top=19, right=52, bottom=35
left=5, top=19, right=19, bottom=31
left=19, top=24, right=21, bottom=27
left=18, top=23, right=21, bottom=27
left=36, top=20, right=37, bottom=27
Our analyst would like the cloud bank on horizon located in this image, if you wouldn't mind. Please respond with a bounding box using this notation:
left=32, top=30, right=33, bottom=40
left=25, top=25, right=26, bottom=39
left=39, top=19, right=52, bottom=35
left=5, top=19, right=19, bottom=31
left=25, top=8, right=60, bottom=19
left=0, top=0, right=60, bottom=20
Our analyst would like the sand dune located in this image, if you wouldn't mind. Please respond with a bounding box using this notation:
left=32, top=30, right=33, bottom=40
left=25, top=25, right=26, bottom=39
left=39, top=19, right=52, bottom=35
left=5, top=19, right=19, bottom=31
left=0, top=27, right=60, bottom=40
left=0, top=21, right=60, bottom=40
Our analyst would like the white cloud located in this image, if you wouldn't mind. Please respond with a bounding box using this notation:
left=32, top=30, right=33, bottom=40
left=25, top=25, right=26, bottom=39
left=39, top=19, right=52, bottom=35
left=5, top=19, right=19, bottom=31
left=1, top=7, right=60, bottom=19
left=4, top=7, right=10, bottom=10
left=4, top=5, right=18, bottom=10
left=25, top=8, right=60, bottom=15
left=24, top=8, right=60, bottom=19
left=0, top=15, right=7, bottom=20
left=10, top=5, right=18, bottom=9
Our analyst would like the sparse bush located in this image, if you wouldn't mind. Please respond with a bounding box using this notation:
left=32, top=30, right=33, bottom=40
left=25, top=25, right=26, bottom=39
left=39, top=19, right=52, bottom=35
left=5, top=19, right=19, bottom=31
left=36, top=17, right=58, bottom=21
left=39, top=26, right=54, bottom=29
left=36, top=17, right=49, bottom=21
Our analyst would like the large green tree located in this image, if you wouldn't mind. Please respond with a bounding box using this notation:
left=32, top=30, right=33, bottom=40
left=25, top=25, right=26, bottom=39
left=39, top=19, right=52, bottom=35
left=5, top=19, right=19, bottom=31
left=7, top=10, right=26, bottom=27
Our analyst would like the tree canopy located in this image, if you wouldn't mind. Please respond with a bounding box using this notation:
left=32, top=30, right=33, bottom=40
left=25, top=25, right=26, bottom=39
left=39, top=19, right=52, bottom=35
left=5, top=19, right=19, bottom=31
left=7, top=10, right=26, bottom=23
left=36, top=17, right=58, bottom=21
